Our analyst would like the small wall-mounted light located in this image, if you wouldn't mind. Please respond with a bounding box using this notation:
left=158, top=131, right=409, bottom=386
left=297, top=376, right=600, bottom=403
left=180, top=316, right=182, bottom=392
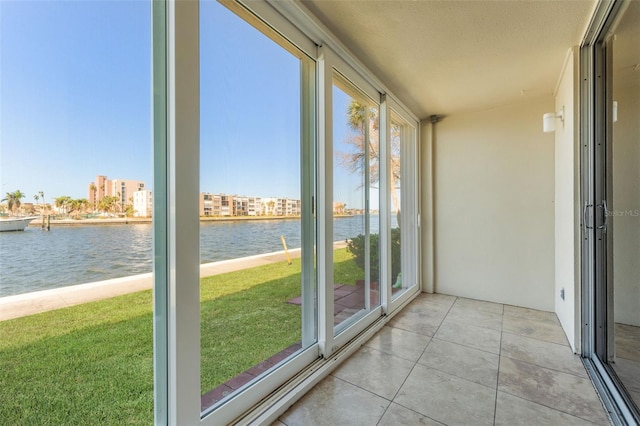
left=543, top=106, right=564, bottom=133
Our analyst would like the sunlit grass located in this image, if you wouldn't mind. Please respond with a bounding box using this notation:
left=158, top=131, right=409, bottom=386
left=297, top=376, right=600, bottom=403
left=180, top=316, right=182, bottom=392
left=0, top=248, right=360, bottom=425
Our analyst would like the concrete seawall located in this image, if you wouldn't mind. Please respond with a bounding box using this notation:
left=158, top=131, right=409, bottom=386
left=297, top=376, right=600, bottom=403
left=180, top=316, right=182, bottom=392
left=0, top=242, right=347, bottom=322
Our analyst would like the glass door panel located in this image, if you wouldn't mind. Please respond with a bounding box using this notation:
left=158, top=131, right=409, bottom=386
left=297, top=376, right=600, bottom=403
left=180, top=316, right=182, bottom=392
left=199, top=0, right=315, bottom=413
left=332, top=73, right=381, bottom=334
left=0, top=1, right=153, bottom=423
left=609, top=0, right=640, bottom=410
left=390, top=110, right=418, bottom=302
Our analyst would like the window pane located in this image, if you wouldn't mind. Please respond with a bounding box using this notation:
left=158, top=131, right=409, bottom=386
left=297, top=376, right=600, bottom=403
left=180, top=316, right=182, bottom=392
left=391, top=112, right=419, bottom=299
left=610, top=1, right=640, bottom=408
left=333, top=74, right=380, bottom=334
left=199, top=1, right=315, bottom=412
left=0, top=1, right=153, bottom=423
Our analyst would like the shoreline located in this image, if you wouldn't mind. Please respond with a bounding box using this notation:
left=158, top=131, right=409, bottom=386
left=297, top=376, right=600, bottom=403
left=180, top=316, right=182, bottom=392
left=26, top=214, right=355, bottom=227
left=0, top=241, right=348, bottom=321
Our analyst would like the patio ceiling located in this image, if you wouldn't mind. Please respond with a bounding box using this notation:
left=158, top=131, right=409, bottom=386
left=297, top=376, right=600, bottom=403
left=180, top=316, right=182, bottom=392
left=300, top=0, right=597, bottom=119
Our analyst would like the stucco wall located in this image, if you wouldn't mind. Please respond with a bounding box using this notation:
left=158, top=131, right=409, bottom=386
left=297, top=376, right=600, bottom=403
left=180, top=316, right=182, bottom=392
left=554, top=48, right=581, bottom=351
left=429, top=97, right=556, bottom=311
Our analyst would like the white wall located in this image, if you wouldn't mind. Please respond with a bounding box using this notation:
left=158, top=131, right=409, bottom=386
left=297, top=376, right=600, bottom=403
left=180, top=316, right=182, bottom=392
left=430, top=97, right=555, bottom=311
left=421, top=120, right=435, bottom=293
left=554, top=48, right=581, bottom=352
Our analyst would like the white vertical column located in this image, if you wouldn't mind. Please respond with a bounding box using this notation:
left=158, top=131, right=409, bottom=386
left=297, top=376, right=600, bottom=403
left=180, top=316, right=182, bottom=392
left=300, top=57, right=316, bottom=348
left=379, top=96, right=391, bottom=312
left=152, top=0, right=169, bottom=423
left=317, top=45, right=334, bottom=356
left=168, top=0, right=200, bottom=424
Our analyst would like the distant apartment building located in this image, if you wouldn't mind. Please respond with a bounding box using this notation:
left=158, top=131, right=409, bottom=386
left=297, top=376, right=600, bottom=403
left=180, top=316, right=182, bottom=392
left=247, top=196, right=261, bottom=216
left=88, top=175, right=145, bottom=211
left=133, top=190, right=153, bottom=218
left=261, top=197, right=301, bottom=216
left=220, top=194, right=233, bottom=216
left=199, top=193, right=222, bottom=216
left=233, top=196, right=249, bottom=216
left=200, top=193, right=300, bottom=217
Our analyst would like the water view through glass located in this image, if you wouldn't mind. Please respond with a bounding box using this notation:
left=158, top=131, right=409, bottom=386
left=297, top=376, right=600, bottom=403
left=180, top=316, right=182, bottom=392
left=0, top=216, right=384, bottom=297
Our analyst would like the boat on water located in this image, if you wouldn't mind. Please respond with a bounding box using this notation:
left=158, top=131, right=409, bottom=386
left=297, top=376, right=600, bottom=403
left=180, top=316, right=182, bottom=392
left=0, top=216, right=38, bottom=232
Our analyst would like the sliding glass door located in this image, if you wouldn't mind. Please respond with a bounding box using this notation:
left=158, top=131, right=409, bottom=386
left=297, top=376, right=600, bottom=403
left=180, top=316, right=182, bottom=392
left=153, top=2, right=421, bottom=423
left=583, top=1, right=640, bottom=423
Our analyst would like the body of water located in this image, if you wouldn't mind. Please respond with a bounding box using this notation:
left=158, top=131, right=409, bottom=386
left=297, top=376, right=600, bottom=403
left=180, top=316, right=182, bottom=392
left=0, top=215, right=385, bottom=297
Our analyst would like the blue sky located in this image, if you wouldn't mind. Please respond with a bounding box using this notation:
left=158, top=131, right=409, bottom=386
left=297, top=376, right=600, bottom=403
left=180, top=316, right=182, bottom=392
left=0, top=0, right=151, bottom=202
left=1, top=0, right=364, bottom=207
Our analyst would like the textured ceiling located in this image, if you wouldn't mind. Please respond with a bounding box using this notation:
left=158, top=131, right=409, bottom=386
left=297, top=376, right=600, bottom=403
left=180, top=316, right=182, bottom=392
left=300, top=0, right=597, bottom=119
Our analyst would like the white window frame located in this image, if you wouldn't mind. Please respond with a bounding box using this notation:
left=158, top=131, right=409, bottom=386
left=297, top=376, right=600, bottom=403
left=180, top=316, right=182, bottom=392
left=154, top=1, right=422, bottom=424
left=386, top=97, right=421, bottom=312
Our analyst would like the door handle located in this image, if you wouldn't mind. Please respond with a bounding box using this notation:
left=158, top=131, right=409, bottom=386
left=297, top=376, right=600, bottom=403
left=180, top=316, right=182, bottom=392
left=583, top=204, right=593, bottom=230
left=597, top=200, right=608, bottom=230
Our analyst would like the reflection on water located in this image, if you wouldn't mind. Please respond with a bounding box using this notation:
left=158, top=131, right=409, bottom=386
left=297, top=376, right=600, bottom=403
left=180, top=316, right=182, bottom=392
left=0, top=224, right=152, bottom=297
left=0, top=216, right=386, bottom=297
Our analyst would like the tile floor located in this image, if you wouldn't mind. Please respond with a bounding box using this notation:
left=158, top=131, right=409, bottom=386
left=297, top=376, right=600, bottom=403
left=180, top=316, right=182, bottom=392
left=613, top=323, right=640, bottom=407
left=274, top=293, right=612, bottom=426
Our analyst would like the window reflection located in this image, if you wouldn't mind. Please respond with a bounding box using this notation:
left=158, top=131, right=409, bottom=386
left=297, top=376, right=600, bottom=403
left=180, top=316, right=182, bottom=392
left=610, top=0, right=640, bottom=408
left=333, top=75, right=381, bottom=333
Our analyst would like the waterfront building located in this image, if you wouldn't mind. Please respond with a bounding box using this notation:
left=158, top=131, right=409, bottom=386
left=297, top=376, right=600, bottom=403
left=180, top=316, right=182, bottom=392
left=88, top=175, right=108, bottom=209
left=199, top=192, right=213, bottom=216
left=247, top=196, right=261, bottom=216
left=232, top=196, right=248, bottom=216
left=220, top=194, right=233, bottom=216
left=88, top=175, right=145, bottom=212
left=133, top=190, right=153, bottom=218
left=200, top=193, right=298, bottom=217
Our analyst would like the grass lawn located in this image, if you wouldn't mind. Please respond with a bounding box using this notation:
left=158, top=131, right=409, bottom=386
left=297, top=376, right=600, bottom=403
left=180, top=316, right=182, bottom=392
left=0, top=248, right=362, bottom=425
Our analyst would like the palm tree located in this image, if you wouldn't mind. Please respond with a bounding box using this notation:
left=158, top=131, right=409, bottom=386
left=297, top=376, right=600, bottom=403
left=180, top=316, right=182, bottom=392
left=54, top=195, right=73, bottom=216
left=338, top=100, right=401, bottom=214
left=1, top=190, right=26, bottom=214
left=38, top=191, right=47, bottom=213
left=98, top=196, right=118, bottom=214
left=89, top=184, right=97, bottom=210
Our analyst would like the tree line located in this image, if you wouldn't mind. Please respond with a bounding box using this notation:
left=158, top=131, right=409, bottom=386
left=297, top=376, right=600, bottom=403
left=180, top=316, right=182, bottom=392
left=1, top=190, right=135, bottom=217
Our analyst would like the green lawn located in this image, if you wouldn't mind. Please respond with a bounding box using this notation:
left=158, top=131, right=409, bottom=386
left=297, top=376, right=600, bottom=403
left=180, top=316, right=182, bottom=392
left=0, top=248, right=362, bottom=425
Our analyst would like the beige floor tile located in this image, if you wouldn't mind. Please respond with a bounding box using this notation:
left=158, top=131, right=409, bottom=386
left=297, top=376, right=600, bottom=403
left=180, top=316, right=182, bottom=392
left=503, top=315, right=569, bottom=346
left=365, top=325, right=431, bottom=362
left=503, top=305, right=560, bottom=326
left=447, top=304, right=503, bottom=331
left=453, top=297, right=504, bottom=314
left=332, top=346, right=414, bottom=400
left=388, top=309, right=446, bottom=337
left=394, top=364, right=496, bottom=426
left=279, top=376, right=389, bottom=426
left=615, top=323, right=640, bottom=362
left=378, top=403, right=444, bottom=425
left=418, top=338, right=499, bottom=388
left=435, top=318, right=502, bottom=354
left=495, top=391, right=600, bottom=426
left=498, top=357, right=609, bottom=424
left=612, top=357, right=640, bottom=393
left=403, top=298, right=452, bottom=315
left=413, top=293, right=456, bottom=309
left=501, top=333, right=587, bottom=378
left=270, top=421, right=286, bottom=426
